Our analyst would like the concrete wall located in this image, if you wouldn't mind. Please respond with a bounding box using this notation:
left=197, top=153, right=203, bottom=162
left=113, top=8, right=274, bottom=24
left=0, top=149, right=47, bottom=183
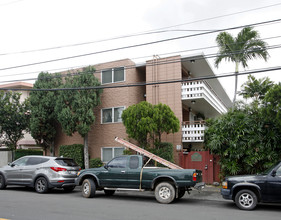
left=0, top=150, right=12, bottom=167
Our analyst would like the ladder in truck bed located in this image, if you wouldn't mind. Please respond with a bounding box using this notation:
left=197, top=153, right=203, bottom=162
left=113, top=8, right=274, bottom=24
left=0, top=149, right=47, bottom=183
left=115, top=137, right=183, bottom=170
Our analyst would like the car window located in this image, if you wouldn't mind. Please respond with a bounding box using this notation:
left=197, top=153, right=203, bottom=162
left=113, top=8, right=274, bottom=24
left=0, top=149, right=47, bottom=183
left=55, top=158, right=78, bottom=167
left=129, top=156, right=139, bottom=169
left=13, top=157, right=29, bottom=166
left=276, top=166, right=281, bottom=176
left=26, top=157, right=49, bottom=166
left=107, top=157, right=127, bottom=168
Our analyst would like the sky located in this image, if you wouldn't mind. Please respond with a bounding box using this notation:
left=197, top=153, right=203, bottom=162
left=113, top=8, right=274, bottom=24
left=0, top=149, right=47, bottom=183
left=0, top=0, right=281, bottom=100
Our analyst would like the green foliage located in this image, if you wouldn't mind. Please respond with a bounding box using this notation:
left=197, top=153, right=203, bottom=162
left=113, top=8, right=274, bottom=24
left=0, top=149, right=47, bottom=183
left=122, top=101, right=179, bottom=149
left=205, top=102, right=281, bottom=177
left=59, top=144, right=84, bottom=168
left=15, top=149, right=43, bottom=160
left=29, top=72, right=62, bottom=153
left=55, top=66, right=102, bottom=137
left=0, top=91, right=30, bottom=159
left=149, top=142, right=174, bottom=166
left=240, top=75, right=273, bottom=101
left=122, top=101, right=155, bottom=148
left=89, top=158, right=103, bottom=168
left=215, top=26, right=269, bottom=103
left=122, top=149, right=132, bottom=155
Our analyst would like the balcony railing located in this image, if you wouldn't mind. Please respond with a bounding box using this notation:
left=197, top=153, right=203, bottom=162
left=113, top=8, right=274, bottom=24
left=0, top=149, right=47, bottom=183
left=182, top=121, right=206, bottom=142
left=181, top=80, right=227, bottom=114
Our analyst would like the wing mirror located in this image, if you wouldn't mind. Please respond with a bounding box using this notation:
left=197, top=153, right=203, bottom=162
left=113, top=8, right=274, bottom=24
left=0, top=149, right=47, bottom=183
left=8, top=163, right=15, bottom=167
left=271, top=170, right=277, bottom=177
left=104, top=164, right=108, bottom=170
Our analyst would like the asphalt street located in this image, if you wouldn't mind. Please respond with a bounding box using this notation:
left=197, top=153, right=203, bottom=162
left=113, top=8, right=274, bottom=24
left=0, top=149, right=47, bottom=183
left=0, top=186, right=280, bottom=220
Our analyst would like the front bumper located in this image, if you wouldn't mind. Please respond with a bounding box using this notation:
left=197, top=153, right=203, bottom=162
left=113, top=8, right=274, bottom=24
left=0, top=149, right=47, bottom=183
left=221, top=188, right=232, bottom=200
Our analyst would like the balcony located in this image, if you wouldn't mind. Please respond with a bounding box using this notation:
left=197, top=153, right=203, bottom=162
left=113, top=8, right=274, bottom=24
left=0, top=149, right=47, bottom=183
left=181, top=80, right=228, bottom=117
left=182, top=121, right=206, bottom=142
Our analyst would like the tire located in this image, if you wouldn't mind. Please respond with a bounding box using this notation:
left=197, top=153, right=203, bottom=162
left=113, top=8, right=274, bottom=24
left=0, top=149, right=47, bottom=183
left=0, top=174, right=6, bottom=190
left=154, top=182, right=176, bottom=204
left=104, top=189, right=115, bottom=196
left=35, top=177, right=49, bottom=193
left=82, top=179, right=96, bottom=198
left=235, top=189, right=258, bottom=210
left=63, top=186, right=75, bottom=192
left=177, top=189, right=186, bottom=199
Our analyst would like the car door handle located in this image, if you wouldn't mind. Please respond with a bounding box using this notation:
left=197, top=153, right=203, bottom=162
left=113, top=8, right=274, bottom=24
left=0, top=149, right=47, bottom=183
left=121, top=171, right=126, bottom=173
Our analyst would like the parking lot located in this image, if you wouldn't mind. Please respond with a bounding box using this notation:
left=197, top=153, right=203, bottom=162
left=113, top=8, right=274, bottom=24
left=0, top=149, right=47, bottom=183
left=0, top=186, right=280, bottom=220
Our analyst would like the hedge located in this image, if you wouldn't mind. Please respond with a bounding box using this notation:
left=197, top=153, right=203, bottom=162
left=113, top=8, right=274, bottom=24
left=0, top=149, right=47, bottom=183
left=89, top=158, right=103, bottom=168
left=15, top=149, right=43, bottom=160
left=59, top=144, right=84, bottom=168
left=149, top=142, right=174, bottom=166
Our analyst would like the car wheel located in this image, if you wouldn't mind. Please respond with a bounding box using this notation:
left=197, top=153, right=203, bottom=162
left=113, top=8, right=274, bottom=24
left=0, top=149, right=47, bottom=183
left=63, top=186, right=75, bottom=192
left=0, top=174, right=6, bottom=189
left=82, top=179, right=96, bottom=198
left=154, top=182, right=175, bottom=204
left=35, top=177, right=49, bottom=193
left=104, top=189, right=115, bottom=196
left=235, top=189, right=258, bottom=210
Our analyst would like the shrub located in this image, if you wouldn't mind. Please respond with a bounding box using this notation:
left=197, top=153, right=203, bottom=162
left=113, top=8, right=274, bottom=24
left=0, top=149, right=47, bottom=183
left=59, top=144, right=84, bottom=168
left=90, top=158, right=103, bottom=168
left=15, top=149, right=43, bottom=160
left=149, top=142, right=174, bottom=166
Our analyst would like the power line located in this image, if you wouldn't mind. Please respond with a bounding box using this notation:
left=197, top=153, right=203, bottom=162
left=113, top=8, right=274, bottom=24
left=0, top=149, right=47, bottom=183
left=0, top=18, right=280, bottom=72
left=1, top=3, right=280, bottom=56
left=1, top=42, right=281, bottom=85
left=1, top=35, right=281, bottom=79
left=1, top=66, right=280, bottom=92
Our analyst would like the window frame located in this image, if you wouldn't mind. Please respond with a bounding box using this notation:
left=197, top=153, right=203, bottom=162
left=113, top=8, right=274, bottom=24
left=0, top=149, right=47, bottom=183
left=101, top=106, right=125, bottom=124
left=101, top=147, right=125, bottom=162
left=101, top=67, right=125, bottom=85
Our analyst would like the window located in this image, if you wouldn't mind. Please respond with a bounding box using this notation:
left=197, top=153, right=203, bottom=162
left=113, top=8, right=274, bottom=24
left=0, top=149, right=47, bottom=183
left=129, top=156, right=139, bottom=169
left=101, top=67, right=125, bottom=84
left=55, top=158, right=78, bottom=167
left=102, top=147, right=125, bottom=162
left=102, top=107, right=124, bottom=124
left=107, top=156, right=127, bottom=168
left=26, top=157, right=49, bottom=166
left=12, top=157, right=29, bottom=166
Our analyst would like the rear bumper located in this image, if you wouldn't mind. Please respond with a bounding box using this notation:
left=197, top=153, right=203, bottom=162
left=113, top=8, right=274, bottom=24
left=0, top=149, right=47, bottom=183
left=221, top=188, right=232, bottom=200
left=49, top=179, right=76, bottom=188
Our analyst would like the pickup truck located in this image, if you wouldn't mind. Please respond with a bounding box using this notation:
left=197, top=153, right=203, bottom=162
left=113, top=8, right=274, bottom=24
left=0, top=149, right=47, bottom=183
left=221, top=161, right=281, bottom=210
left=75, top=155, right=203, bottom=204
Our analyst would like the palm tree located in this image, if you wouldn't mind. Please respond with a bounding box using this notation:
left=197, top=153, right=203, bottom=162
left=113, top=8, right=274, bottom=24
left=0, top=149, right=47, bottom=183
left=215, top=26, right=269, bottom=106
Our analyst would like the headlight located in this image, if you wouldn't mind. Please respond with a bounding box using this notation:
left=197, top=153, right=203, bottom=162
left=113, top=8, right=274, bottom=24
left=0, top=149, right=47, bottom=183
left=222, top=181, right=228, bottom=189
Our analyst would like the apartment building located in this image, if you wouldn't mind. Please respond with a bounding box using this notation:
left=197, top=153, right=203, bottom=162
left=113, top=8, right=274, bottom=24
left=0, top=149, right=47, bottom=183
left=54, top=54, right=231, bottom=182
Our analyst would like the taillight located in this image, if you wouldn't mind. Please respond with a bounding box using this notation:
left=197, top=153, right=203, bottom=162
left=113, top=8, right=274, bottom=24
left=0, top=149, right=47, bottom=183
left=193, top=172, right=197, bottom=181
left=50, top=167, right=67, bottom=172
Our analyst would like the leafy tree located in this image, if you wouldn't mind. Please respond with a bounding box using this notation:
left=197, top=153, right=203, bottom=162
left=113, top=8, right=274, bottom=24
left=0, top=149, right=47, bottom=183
left=55, top=66, right=102, bottom=168
left=215, top=26, right=269, bottom=105
left=122, top=101, right=180, bottom=149
left=121, top=101, right=155, bottom=148
left=0, top=91, right=30, bottom=160
left=29, top=72, right=62, bottom=155
left=205, top=102, right=281, bottom=177
left=239, top=75, right=273, bottom=102
left=263, top=83, right=281, bottom=129
left=153, top=103, right=180, bottom=145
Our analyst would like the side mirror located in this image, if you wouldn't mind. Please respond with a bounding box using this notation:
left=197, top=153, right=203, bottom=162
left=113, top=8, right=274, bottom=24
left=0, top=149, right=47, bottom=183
left=104, top=164, right=108, bottom=170
left=271, top=170, right=277, bottom=177
left=8, top=163, right=15, bottom=167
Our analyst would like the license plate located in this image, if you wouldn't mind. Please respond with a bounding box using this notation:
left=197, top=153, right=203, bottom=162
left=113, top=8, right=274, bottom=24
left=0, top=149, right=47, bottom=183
left=68, top=171, right=77, bottom=174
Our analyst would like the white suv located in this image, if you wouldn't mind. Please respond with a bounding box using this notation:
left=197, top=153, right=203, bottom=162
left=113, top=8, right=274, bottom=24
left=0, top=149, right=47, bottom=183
left=0, top=155, right=80, bottom=193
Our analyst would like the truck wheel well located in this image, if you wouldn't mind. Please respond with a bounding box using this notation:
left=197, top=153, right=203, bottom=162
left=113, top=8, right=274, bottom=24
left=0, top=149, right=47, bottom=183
left=80, top=175, right=99, bottom=188
left=153, top=177, right=176, bottom=190
left=232, top=186, right=261, bottom=202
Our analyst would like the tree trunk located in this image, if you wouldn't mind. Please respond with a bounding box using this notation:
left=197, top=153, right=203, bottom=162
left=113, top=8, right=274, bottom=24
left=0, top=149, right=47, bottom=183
left=232, top=62, right=239, bottom=107
left=50, top=141, right=55, bottom=156
left=84, top=133, right=89, bottom=169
